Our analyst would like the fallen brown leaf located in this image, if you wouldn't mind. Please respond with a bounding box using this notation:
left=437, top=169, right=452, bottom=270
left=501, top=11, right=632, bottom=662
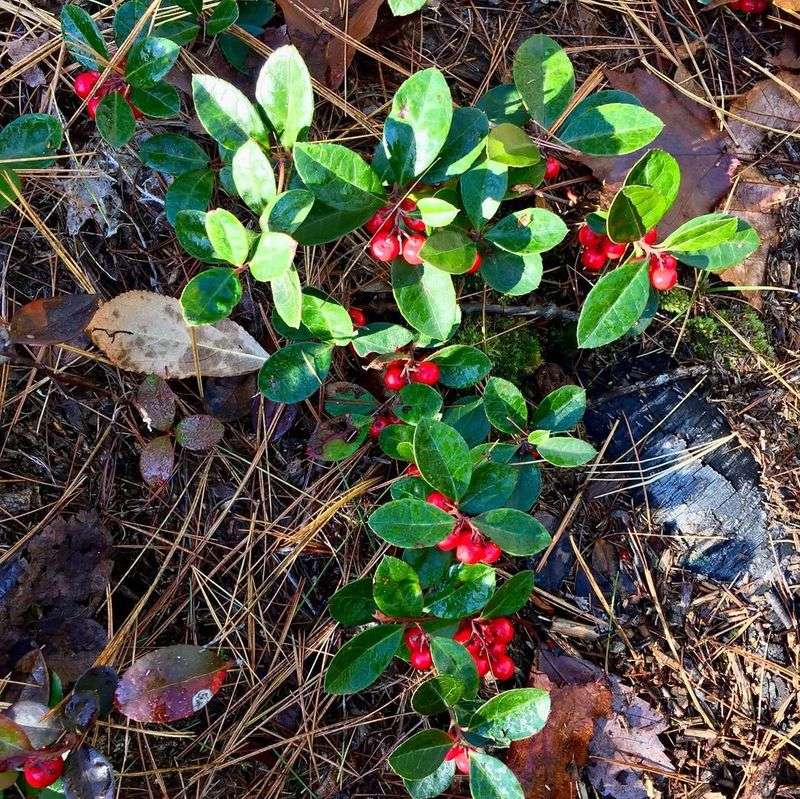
left=88, top=291, right=268, bottom=379
left=774, top=0, right=800, bottom=11
left=10, top=294, right=99, bottom=346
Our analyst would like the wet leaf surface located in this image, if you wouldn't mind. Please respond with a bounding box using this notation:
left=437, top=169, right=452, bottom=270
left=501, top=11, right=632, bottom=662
left=63, top=746, right=115, bottom=799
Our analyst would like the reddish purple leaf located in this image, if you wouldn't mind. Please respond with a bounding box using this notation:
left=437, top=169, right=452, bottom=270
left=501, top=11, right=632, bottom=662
left=114, top=645, right=230, bottom=723
left=139, top=436, right=175, bottom=489
left=174, top=415, right=224, bottom=451
left=0, top=715, right=32, bottom=771
left=135, top=375, right=176, bottom=432
left=9, top=294, right=98, bottom=346
left=63, top=745, right=114, bottom=799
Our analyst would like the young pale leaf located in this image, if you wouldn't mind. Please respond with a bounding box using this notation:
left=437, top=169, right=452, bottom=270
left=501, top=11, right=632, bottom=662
left=416, top=196, right=460, bottom=228
left=389, top=729, right=453, bottom=780
left=481, top=251, right=542, bottom=296
left=460, top=159, right=508, bottom=229
left=624, top=148, right=680, bottom=211
left=394, top=383, right=443, bottom=425
left=392, top=261, right=458, bottom=341
left=460, top=462, right=518, bottom=515
left=486, top=123, right=541, bottom=167
left=368, top=498, right=455, bottom=547
left=192, top=75, right=269, bottom=149
left=414, top=418, right=472, bottom=500
left=468, top=688, right=550, bottom=745
left=430, top=637, right=479, bottom=699
left=476, top=83, right=528, bottom=126
left=576, top=260, right=650, bottom=348
left=329, top=578, right=377, bottom=626
left=428, top=345, right=491, bottom=388
left=257, top=341, right=332, bottom=404
left=425, top=563, right=496, bottom=619
left=140, top=133, right=209, bottom=175
left=0, top=114, right=63, bottom=169
left=481, top=571, right=535, bottom=619
left=299, top=288, right=354, bottom=345
left=673, top=218, right=759, bottom=270
left=412, top=676, right=464, bottom=715
left=61, top=5, right=108, bottom=70
left=261, top=189, right=315, bottom=234
left=383, top=68, right=453, bottom=186
left=63, top=746, right=115, bottom=799
left=250, top=232, right=297, bottom=281
left=537, top=436, right=597, bottom=467
left=531, top=384, right=586, bottom=432
left=293, top=142, right=384, bottom=212
left=271, top=265, right=303, bottom=328
left=419, top=229, right=477, bottom=274
left=115, top=645, right=230, bottom=722
left=206, top=0, right=238, bottom=34
left=388, top=0, right=428, bottom=14
left=165, top=168, right=214, bottom=225
left=373, top=555, right=424, bottom=616
left=232, top=139, right=276, bottom=213
left=559, top=102, right=663, bottom=156
left=95, top=92, right=136, bottom=148
left=469, top=753, right=524, bottom=799
left=485, top=208, right=568, bottom=255
left=660, top=213, right=740, bottom=253
left=472, top=508, right=551, bottom=555
left=483, top=376, right=527, bottom=434
left=255, top=45, right=314, bottom=148
left=324, top=625, right=404, bottom=695
left=607, top=185, right=668, bottom=243
left=180, top=267, right=242, bottom=325
left=205, top=209, right=251, bottom=266
left=126, top=36, right=180, bottom=88
left=351, top=322, right=415, bottom=357
left=512, top=34, right=574, bottom=128
left=424, top=107, right=488, bottom=183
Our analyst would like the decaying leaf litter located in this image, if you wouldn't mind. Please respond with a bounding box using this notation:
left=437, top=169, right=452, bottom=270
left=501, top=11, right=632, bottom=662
left=1, top=0, right=799, bottom=798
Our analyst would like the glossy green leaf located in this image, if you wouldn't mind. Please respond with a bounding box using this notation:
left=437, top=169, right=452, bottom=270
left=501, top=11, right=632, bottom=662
left=481, top=251, right=542, bottom=296
left=368, top=498, right=455, bottom=547
left=469, top=753, right=525, bottom=799
left=404, top=759, right=456, bottom=799
left=232, top=139, right=276, bottom=213
left=257, top=341, right=333, bottom=403
left=95, top=92, right=136, bottom=148
left=607, top=185, right=668, bottom=243
left=485, top=208, right=567, bottom=255
left=379, top=422, right=415, bottom=461
left=255, top=44, right=314, bottom=148
left=250, top=231, right=296, bottom=281
left=483, top=376, right=527, bottom=433
left=476, top=83, right=528, bottom=126
left=180, top=267, right=242, bottom=324
left=272, top=267, right=305, bottom=329
left=299, top=288, right=354, bottom=345
left=403, top=547, right=452, bottom=589
left=140, top=133, right=209, bottom=175
left=660, top=213, right=740, bottom=253
left=424, top=107, right=488, bottom=183
left=292, top=200, right=375, bottom=244
left=460, top=462, right=518, bottom=515
left=420, top=228, right=477, bottom=274
left=512, top=34, right=574, bottom=128
left=532, top=385, right=586, bottom=432
left=351, top=322, right=415, bottom=357
left=389, top=729, right=453, bottom=780
left=472, top=508, right=550, bottom=555
left=373, top=555, right=423, bottom=616
left=0, top=114, right=62, bottom=169
left=329, top=578, right=378, bottom=626
left=207, top=0, right=238, bottom=34
left=425, top=563, right=495, bottom=619
left=427, top=345, right=491, bottom=388
left=486, top=123, right=541, bottom=167
left=481, top=570, right=535, bottom=619
left=505, top=453, right=542, bottom=512
left=61, top=5, right=108, bottom=70
left=416, top=196, right=459, bottom=228
left=443, top=397, right=490, bottom=448
left=460, top=159, right=508, bottom=229
left=537, top=436, right=597, bottom=467
left=205, top=208, right=251, bottom=265
left=261, top=189, right=315, bottom=234
left=624, top=148, right=680, bottom=211
left=576, top=260, right=650, bottom=348
left=192, top=74, right=269, bottom=149
left=559, top=102, right=663, bottom=156
left=129, top=82, right=181, bottom=118
left=430, top=637, right=479, bottom=699
left=324, top=624, right=403, bottom=695
left=412, top=676, right=463, bottom=715
left=126, top=36, right=180, bottom=88
left=156, top=17, right=200, bottom=45
left=165, top=168, right=214, bottom=225
left=394, top=383, right=443, bottom=425
left=392, top=261, right=458, bottom=341
left=673, top=218, right=760, bottom=270
left=468, top=688, right=550, bottom=745
left=413, top=418, right=472, bottom=500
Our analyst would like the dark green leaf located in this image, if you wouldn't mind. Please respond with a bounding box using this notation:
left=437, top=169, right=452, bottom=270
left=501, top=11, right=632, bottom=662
left=324, top=381, right=378, bottom=416
left=369, top=498, right=454, bottom=547
left=460, top=159, right=507, bottom=229
left=404, top=759, right=455, bottom=799
left=425, top=564, right=495, bottom=619
left=379, top=422, right=415, bottom=461
left=156, top=17, right=200, bottom=45
left=392, top=261, right=458, bottom=340
left=430, top=637, right=479, bottom=699
left=261, top=189, right=315, bottom=234
left=126, top=36, right=180, bottom=88
left=485, top=208, right=567, bottom=255
left=420, top=229, right=477, bottom=274
left=531, top=384, right=585, bottom=432
left=140, top=133, right=208, bottom=175
left=394, top=383, right=443, bottom=425
left=460, top=462, right=518, bottom=515
left=329, top=578, right=378, bottom=626
left=504, top=453, right=541, bottom=512
left=180, top=267, right=242, bottom=324
left=537, top=436, right=597, bottom=467
left=129, top=82, right=181, bottom=118
left=192, top=74, right=269, bottom=149
left=113, top=0, right=148, bottom=46
left=472, top=508, right=550, bottom=555
left=388, top=729, right=452, bottom=780
left=468, top=688, right=550, bottom=744
left=207, top=0, right=239, bottom=34
left=205, top=208, right=251, bottom=265
left=443, top=397, right=489, bottom=448
left=172, top=0, right=202, bottom=12
left=483, top=376, right=527, bottom=434
left=392, top=475, right=429, bottom=500
left=559, top=102, right=663, bottom=156
left=481, top=251, right=542, bottom=296
left=95, top=92, right=136, bottom=148
left=61, top=5, right=108, bottom=70
left=292, top=200, right=375, bottom=244
left=428, top=345, right=491, bottom=388
left=486, top=123, right=541, bottom=167
left=481, top=571, right=535, bottom=619
left=469, top=753, right=524, bottom=799
left=512, top=34, right=574, bottom=128
left=476, top=83, right=528, bottom=126
left=403, top=547, right=452, bottom=589
left=413, top=418, right=472, bottom=500
left=412, top=676, right=463, bottom=715
left=232, top=139, right=276, bottom=213
left=165, top=168, right=214, bottom=225
left=324, top=625, right=403, bottom=695
left=0, top=114, right=62, bottom=169
left=257, top=341, right=332, bottom=403
left=351, top=322, right=414, bottom=357
left=424, top=107, right=488, bottom=183
left=374, top=555, right=423, bottom=616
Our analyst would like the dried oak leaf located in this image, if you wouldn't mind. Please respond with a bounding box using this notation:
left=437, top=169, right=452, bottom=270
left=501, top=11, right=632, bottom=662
left=577, top=69, right=738, bottom=234
left=275, top=0, right=385, bottom=88
left=87, top=291, right=268, bottom=379
left=10, top=294, right=99, bottom=346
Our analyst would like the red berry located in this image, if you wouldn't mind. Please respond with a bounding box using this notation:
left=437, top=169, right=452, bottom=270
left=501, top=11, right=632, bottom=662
left=543, top=156, right=562, bottom=181
left=581, top=248, right=606, bottom=272
left=404, top=626, right=426, bottom=652
left=649, top=255, right=678, bottom=291
left=426, top=491, right=455, bottom=512
left=659, top=253, right=678, bottom=270
left=369, top=415, right=394, bottom=439
left=410, top=648, right=432, bottom=670
left=404, top=463, right=420, bottom=477
left=466, top=639, right=482, bottom=657
left=603, top=240, right=627, bottom=260
left=488, top=640, right=508, bottom=659
left=402, top=234, right=427, bottom=266
left=487, top=617, right=515, bottom=644
left=370, top=230, right=401, bottom=262
left=23, top=758, right=63, bottom=789
left=453, top=621, right=472, bottom=644
left=491, top=654, right=515, bottom=681
left=437, top=528, right=463, bottom=552
left=411, top=360, right=440, bottom=385
left=73, top=70, right=100, bottom=99
left=404, top=215, right=427, bottom=232
left=87, top=96, right=102, bottom=120
left=467, top=252, right=482, bottom=274
left=578, top=225, right=604, bottom=248
left=482, top=541, right=502, bottom=564
left=365, top=207, right=393, bottom=234
left=348, top=307, right=367, bottom=327
left=455, top=748, right=471, bottom=774
left=399, top=198, right=416, bottom=212
left=474, top=655, right=490, bottom=677
left=383, top=362, right=407, bottom=391
left=643, top=228, right=658, bottom=245
left=456, top=541, right=484, bottom=565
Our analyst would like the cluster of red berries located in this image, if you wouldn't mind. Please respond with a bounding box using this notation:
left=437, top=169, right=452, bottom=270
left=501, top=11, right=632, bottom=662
left=576, top=224, right=631, bottom=271
left=427, top=492, right=501, bottom=565
left=72, top=70, right=142, bottom=120
left=382, top=357, right=441, bottom=391
left=454, top=616, right=516, bottom=680
left=22, top=756, right=63, bottom=789
left=404, top=625, right=434, bottom=670
left=730, top=0, right=768, bottom=12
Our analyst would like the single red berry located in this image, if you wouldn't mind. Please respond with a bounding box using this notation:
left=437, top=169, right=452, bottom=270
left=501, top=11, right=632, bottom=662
left=87, top=96, right=102, bottom=120
left=491, top=654, right=516, bottom=681
left=370, top=230, right=401, bottom=262
left=578, top=225, right=604, bottom=248
left=383, top=362, right=407, bottom=391
left=23, top=758, right=63, bottom=789
left=365, top=207, right=393, bottom=234
left=402, top=233, right=427, bottom=266
left=399, top=198, right=416, bottom=212
left=543, top=156, right=562, bottom=181
left=659, top=253, right=678, bottom=270
left=73, top=70, right=100, bottom=99
left=474, top=655, right=490, bottom=677
left=456, top=540, right=485, bottom=565
left=455, top=748, right=471, bottom=774
left=404, top=215, right=427, bottom=232
left=467, top=251, right=482, bottom=274
left=369, top=415, right=393, bottom=439
left=426, top=491, right=455, bottom=512
left=487, top=617, right=515, bottom=644
left=649, top=255, right=678, bottom=292
left=643, top=227, right=658, bottom=245
left=437, top=528, right=463, bottom=552
left=581, top=248, right=606, bottom=272
left=603, top=240, right=627, bottom=260
left=348, top=307, right=367, bottom=327
left=482, top=541, right=502, bottom=564
left=453, top=621, right=473, bottom=644
left=411, top=360, right=440, bottom=385
left=488, top=640, right=508, bottom=659
left=404, top=626, right=426, bottom=652
left=410, top=648, right=432, bottom=670
left=404, top=463, right=420, bottom=477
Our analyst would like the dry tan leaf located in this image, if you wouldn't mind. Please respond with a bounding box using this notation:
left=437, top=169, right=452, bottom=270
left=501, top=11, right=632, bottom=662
left=87, top=291, right=268, bottom=378
left=577, top=69, right=738, bottom=234
left=276, top=0, right=385, bottom=88
left=774, top=0, right=800, bottom=11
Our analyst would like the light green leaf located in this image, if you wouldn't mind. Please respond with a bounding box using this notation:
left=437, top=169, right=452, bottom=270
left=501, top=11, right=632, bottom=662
left=559, top=102, right=663, bottom=156
left=250, top=231, right=296, bottom=281
left=271, top=264, right=303, bottom=328
left=486, top=123, right=541, bottom=167
left=299, top=288, right=354, bottom=345
left=608, top=185, right=669, bottom=243
left=192, top=74, right=269, bottom=149
left=232, top=139, right=276, bottom=213
left=673, top=218, right=760, bottom=270
left=471, top=508, right=551, bottom=555
left=205, top=208, right=251, bottom=266
left=660, top=213, right=740, bottom=252
left=420, top=228, right=478, bottom=274
left=417, top=196, right=459, bottom=228
left=537, top=436, right=597, bottom=467
left=623, top=148, right=680, bottom=211
left=531, top=385, right=586, bottom=432
left=351, top=322, right=415, bottom=357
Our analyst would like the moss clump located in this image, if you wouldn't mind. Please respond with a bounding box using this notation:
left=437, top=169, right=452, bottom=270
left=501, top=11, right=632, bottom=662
left=687, top=308, right=773, bottom=365
left=660, top=287, right=693, bottom=315
left=454, top=317, right=542, bottom=384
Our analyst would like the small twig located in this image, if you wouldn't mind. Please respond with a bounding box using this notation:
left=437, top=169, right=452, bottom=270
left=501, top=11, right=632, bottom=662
left=460, top=303, right=579, bottom=322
